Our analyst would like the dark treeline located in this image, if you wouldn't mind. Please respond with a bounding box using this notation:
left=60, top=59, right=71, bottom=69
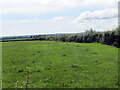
left=37, top=27, right=120, bottom=48
left=1, top=35, right=39, bottom=40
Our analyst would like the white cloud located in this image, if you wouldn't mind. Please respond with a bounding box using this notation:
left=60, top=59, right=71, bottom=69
left=52, top=16, right=63, bottom=20
left=74, top=18, right=117, bottom=31
left=2, top=16, right=117, bottom=36
left=18, top=16, right=64, bottom=23
left=1, top=0, right=119, bottom=36
left=0, top=0, right=119, bottom=14
left=71, top=8, right=118, bottom=32
left=73, top=8, right=118, bottom=23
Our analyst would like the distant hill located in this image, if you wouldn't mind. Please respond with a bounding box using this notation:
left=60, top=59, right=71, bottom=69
left=0, top=33, right=81, bottom=40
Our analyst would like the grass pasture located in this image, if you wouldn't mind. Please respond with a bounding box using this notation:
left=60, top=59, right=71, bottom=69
left=2, top=41, right=118, bottom=88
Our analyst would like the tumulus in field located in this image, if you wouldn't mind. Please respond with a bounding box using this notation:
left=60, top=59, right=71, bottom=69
left=2, top=41, right=118, bottom=88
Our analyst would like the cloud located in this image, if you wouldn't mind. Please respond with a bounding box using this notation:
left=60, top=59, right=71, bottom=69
left=74, top=18, right=117, bottom=31
left=2, top=16, right=118, bottom=36
left=52, top=16, right=63, bottom=20
left=1, top=0, right=119, bottom=36
left=73, top=8, right=118, bottom=23
left=18, top=16, right=64, bottom=23
left=0, top=0, right=118, bottom=14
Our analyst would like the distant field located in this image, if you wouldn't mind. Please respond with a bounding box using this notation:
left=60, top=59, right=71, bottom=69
left=2, top=41, right=118, bottom=88
left=1, top=38, right=37, bottom=42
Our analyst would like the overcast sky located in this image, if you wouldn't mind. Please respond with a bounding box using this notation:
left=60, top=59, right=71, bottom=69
left=0, top=0, right=119, bottom=36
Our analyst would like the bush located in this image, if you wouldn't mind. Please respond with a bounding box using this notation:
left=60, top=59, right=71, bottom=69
left=37, top=27, right=120, bottom=48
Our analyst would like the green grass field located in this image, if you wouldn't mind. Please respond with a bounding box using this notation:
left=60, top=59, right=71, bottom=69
left=2, top=41, right=118, bottom=88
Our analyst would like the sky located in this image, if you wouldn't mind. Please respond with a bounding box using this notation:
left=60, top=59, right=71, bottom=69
left=0, top=0, right=119, bottom=36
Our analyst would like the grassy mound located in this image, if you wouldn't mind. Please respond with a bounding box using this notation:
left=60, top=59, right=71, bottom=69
left=2, top=41, right=118, bottom=88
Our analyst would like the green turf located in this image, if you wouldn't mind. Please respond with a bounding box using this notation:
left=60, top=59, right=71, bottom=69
left=2, top=41, right=118, bottom=88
